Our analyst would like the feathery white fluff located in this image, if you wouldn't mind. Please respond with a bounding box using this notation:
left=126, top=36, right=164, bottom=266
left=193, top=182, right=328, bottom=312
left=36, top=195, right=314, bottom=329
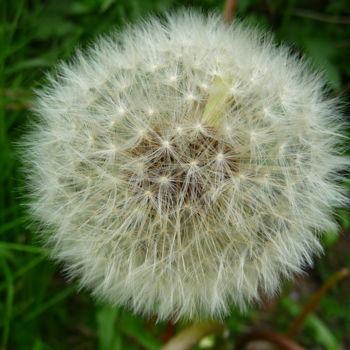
left=23, top=11, right=348, bottom=321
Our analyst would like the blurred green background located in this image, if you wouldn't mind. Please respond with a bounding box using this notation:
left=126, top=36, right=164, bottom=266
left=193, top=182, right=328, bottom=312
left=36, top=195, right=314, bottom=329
left=1, top=0, right=349, bottom=349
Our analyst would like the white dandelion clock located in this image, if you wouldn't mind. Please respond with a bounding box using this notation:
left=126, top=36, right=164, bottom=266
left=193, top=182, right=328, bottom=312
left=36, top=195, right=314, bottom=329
left=23, top=11, right=348, bottom=320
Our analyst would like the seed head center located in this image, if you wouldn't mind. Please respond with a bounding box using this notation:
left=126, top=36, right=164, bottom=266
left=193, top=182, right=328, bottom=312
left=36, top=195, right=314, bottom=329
left=126, top=125, right=238, bottom=212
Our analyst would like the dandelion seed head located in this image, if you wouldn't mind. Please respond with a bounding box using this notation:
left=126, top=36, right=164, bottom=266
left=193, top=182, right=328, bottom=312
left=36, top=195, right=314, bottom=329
left=22, top=11, right=348, bottom=321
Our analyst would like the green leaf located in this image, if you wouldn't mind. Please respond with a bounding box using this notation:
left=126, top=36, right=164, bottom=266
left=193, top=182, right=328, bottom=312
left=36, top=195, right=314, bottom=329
left=119, top=311, right=162, bottom=350
left=100, top=0, right=116, bottom=12
left=7, top=58, right=53, bottom=74
left=323, top=231, right=339, bottom=247
left=306, top=314, right=339, bottom=350
left=23, top=286, right=75, bottom=322
left=338, top=208, right=350, bottom=229
left=0, top=216, right=27, bottom=234
left=0, top=242, right=46, bottom=254
left=280, top=297, right=340, bottom=350
left=1, top=259, right=14, bottom=350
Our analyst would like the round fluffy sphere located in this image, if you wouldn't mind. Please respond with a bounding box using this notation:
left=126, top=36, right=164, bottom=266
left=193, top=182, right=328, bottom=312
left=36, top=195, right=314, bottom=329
left=24, top=11, right=347, bottom=320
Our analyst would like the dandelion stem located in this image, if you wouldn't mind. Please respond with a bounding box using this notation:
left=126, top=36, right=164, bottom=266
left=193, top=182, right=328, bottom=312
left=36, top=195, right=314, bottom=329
left=235, top=329, right=305, bottom=350
left=224, top=0, right=238, bottom=24
left=286, top=267, right=349, bottom=338
left=292, top=8, right=350, bottom=24
left=160, top=321, right=225, bottom=350
left=161, top=319, right=176, bottom=343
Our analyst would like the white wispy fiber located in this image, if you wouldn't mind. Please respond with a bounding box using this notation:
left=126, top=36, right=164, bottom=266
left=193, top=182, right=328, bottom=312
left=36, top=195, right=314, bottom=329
left=22, top=11, right=348, bottom=321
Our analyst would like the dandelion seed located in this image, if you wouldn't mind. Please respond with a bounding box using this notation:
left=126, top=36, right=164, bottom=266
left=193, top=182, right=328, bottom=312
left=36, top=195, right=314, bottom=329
left=159, top=176, right=170, bottom=184
left=186, top=93, right=195, bottom=101
left=161, top=140, right=171, bottom=148
left=216, top=153, right=224, bottom=160
left=117, top=107, right=126, bottom=115
left=176, top=126, right=183, bottom=134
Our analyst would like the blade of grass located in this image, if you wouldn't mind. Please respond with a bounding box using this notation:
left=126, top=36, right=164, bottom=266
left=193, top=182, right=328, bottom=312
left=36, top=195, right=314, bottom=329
left=23, top=285, right=76, bottom=322
left=1, top=259, right=14, bottom=350
left=0, top=255, right=46, bottom=292
left=0, top=216, right=27, bottom=235
left=0, top=242, right=46, bottom=254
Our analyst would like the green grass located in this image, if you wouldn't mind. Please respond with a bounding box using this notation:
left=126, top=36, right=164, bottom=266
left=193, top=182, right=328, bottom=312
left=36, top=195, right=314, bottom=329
left=1, top=0, right=349, bottom=349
